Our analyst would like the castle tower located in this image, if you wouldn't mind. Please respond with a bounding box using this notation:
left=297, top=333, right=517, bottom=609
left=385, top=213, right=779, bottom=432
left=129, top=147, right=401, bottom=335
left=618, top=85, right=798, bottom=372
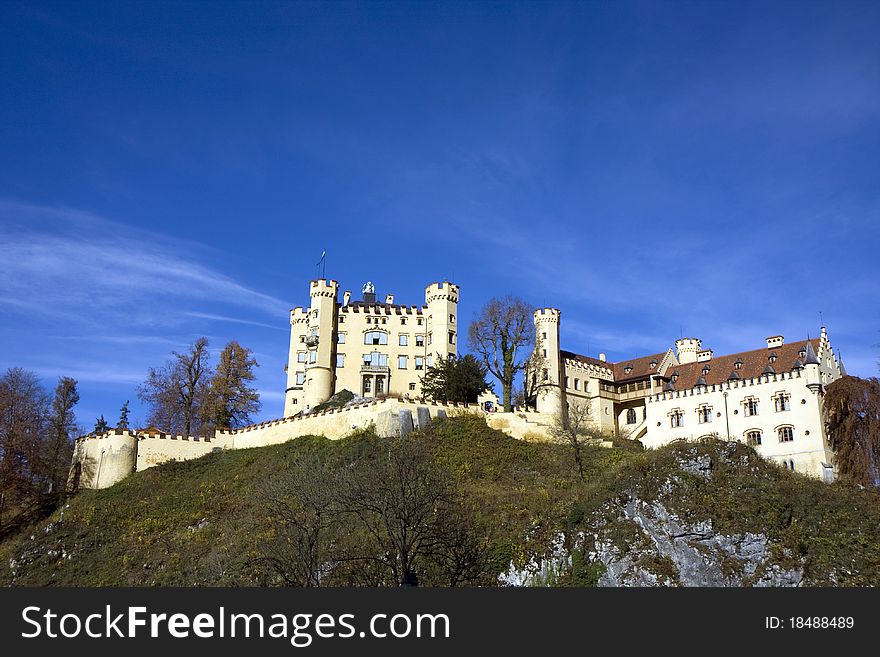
left=675, top=338, right=702, bottom=364
left=302, top=278, right=339, bottom=411
left=424, top=282, right=460, bottom=363
left=533, top=308, right=563, bottom=416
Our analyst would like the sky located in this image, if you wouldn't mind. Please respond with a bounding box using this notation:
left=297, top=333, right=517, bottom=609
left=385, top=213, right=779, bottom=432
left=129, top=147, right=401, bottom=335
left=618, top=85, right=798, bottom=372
left=1, top=0, right=878, bottom=429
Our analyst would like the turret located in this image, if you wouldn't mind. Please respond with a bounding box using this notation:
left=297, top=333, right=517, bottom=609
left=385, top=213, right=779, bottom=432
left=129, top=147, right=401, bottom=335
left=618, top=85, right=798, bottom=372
left=302, top=279, right=339, bottom=411
left=424, top=281, right=460, bottom=362
left=533, top=308, right=563, bottom=416
left=675, top=338, right=701, bottom=364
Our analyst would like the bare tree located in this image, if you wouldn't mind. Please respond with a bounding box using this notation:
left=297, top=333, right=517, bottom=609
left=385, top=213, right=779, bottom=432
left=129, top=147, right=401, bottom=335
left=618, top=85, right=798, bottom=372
left=0, top=368, right=49, bottom=528
left=138, top=337, right=212, bottom=436
left=468, top=296, right=534, bottom=412
left=259, top=454, right=341, bottom=586
left=338, top=436, right=481, bottom=586
left=824, top=375, right=880, bottom=487
left=550, top=398, right=600, bottom=479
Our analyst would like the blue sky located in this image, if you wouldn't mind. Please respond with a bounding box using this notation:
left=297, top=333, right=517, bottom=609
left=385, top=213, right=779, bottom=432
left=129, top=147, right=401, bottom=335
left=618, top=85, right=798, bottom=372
left=1, top=0, right=878, bottom=429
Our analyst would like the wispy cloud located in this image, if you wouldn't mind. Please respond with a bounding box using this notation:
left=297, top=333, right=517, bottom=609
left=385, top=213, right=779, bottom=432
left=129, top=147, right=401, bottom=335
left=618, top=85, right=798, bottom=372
left=185, top=312, right=286, bottom=331
left=0, top=199, right=289, bottom=326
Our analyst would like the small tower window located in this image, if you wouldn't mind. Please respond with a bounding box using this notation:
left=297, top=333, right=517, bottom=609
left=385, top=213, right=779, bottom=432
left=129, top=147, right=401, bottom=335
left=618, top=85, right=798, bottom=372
left=626, top=408, right=637, bottom=425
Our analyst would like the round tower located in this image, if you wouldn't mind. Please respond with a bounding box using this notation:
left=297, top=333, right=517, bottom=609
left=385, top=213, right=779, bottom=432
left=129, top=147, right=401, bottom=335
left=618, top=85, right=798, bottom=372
left=303, top=278, right=339, bottom=411
left=424, top=281, right=460, bottom=361
left=533, top=308, right=563, bottom=416
left=675, top=338, right=702, bottom=364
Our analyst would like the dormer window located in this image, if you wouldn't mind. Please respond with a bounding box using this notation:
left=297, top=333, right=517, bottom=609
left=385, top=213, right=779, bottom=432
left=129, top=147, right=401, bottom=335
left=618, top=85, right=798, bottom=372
left=649, top=360, right=657, bottom=369
left=702, top=366, right=710, bottom=376
left=671, top=373, right=679, bottom=382
left=769, top=352, right=777, bottom=363
left=734, top=359, right=743, bottom=370
left=624, top=364, right=633, bottom=375
left=798, top=348, right=806, bottom=358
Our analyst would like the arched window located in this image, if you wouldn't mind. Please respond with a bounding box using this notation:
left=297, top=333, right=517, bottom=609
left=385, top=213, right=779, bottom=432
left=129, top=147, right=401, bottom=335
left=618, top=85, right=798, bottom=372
left=774, top=393, right=791, bottom=412
left=364, top=331, right=388, bottom=345
left=626, top=408, right=637, bottom=425
left=697, top=405, right=712, bottom=424
left=745, top=430, right=762, bottom=447
left=778, top=426, right=794, bottom=443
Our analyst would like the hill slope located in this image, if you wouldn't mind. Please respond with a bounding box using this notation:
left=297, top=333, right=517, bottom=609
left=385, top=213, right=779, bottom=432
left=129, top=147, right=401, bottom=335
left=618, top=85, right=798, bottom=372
left=2, top=415, right=880, bottom=586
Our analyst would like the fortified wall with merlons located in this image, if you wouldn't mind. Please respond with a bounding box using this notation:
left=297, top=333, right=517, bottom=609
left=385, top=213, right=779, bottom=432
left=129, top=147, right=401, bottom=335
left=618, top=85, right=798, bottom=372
left=69, top=278, right=846, bottom=489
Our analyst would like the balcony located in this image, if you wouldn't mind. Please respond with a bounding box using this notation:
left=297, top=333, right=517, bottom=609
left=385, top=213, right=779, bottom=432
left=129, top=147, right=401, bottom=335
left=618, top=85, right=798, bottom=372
left=361, top=365, right=390, bottom=374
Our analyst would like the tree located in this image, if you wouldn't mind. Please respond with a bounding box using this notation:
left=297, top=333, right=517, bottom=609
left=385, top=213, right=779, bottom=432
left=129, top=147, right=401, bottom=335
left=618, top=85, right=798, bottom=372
left=550, top=398, right=600, bottom=479
left=823, top=376, right=880, bottom=487
left=117, top=400, right=130, bottom=430
left=93, top=416, right=109, bottom=434
left=138, top=337, right=212, bottom=436
left=338, top=436, right=487, bottom=586
left=0, top=368, right=49, bottom=526
left=421, top=354, right=492, bottom=404
left=44, top=377, right=79, bottom=494
left=468, top=296, right=534, bottom=412
left=203, top=341, right=261, bottom=431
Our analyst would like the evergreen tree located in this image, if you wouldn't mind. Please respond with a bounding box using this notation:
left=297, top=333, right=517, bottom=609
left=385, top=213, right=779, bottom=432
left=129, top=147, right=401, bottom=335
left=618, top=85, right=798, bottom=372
left=421, top=354, right=491, bottom=404
left=93, top=415, right=109, bottom=434
left=118, top=400, right=130, bottom=430
left=45, top=377, right=79, bottom=494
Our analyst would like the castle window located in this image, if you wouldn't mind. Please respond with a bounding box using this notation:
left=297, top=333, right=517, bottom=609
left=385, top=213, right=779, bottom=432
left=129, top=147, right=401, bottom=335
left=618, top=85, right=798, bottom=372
left=542, top=332, right=547, bottom=340
left=774, top=393, right=791, bottom=412
left=299, top=336, right=305, bottom=343
left=401, top=317, right=407, bottom=325
left=449, top=331, right=455, bottom=345
left=363, top=377, right=371, bottom=394
left=398, top=355, right=407, bottom=369
left=337, top=333, right=345, bottom=344
left=624, top=365, right=633, bottom=375
left=399, top=335, right=408, bottom=346
left=649, top=360, right=657, bottom=368
left=427, top=355, right=433, bottom=368
left=574, top=378, right=580, bottom=390
left=376, top=377, right=385, bottom=394
left=542, top=349, right=547, bottom=358
left=309, top=351, right=317, bottom=363
left=416, top=335, right=425, bottom=347
left=626, top=408, right=637, bottom=425
left=565, top=377, right=569, bottom=388
left=417, top=318, right=424, bottom=326
left=698, top=405, right=712, bottom=424
left=364, top=331, right=388, bottom=345
left=744, top=397, right=759, bottom=417
left=338, top=316, right=344, bottom=323
left=428, top=333, right=433, bottom=345
left=542, top=368, right=548, bottom=381
left=297, top=351, right=306, bottom=363
left=415, top=357, right=424, bottom=370
left=295, top=372, right=305, bottom=386
left=670, top=410, right=684, bottom=428
left=292, top=398, right=298, bottom=405
left=450, top=314, right=456, bottom=323
left=381, top=317, right=387, bottom=324
left=778, top=426, right=794, bottom=443
left=702, top=366, right=710, bottom=376
left=336, top=354, right=345, bottom=368
left=409, top=382, right=416, bottom=391
left=746, top=430, right=762, bottom=447
left=734, top=359, right=743, bottom=370
left=363, top=352, right=387, bottom=368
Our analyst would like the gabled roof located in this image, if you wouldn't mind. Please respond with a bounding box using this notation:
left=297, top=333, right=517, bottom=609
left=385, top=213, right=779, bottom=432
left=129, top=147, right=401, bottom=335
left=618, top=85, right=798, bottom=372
left=611, top=352, right=670, bottom=382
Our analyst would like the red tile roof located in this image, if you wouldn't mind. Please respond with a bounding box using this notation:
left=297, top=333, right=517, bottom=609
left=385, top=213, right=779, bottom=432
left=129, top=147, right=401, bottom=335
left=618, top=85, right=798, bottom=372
left=612, top=352, right=669, bottom=382
left=665, top=338, right=820, bottom=390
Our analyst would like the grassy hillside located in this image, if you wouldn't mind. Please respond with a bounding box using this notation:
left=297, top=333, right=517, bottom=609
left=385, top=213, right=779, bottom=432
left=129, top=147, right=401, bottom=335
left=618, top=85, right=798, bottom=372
left=2, top=415, right=880, bottom=586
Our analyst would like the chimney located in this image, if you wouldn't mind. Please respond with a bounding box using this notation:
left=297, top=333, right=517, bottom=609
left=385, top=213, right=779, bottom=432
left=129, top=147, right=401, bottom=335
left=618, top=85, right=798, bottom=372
left=766, top=335, right=784, bottom=349
left=342, top=290, right=351, bottom=306
left=385, top=293, right=394, bottom=305
left=598, top=353, right=606, bottom=362
left=697, top=349, right=713, bottom=363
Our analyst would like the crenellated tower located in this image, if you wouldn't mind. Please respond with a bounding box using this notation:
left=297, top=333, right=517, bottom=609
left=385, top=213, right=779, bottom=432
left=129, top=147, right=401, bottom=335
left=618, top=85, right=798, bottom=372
left=533, top=308, right=563, bottom=416
left=425, top=281, right=460, bottom=363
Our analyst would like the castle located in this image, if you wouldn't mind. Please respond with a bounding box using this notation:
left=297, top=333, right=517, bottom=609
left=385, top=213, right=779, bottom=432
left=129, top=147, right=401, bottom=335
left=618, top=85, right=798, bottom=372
left=69, top=278, right=845, bottom=488
left=532, top=307, right=844, bottom=480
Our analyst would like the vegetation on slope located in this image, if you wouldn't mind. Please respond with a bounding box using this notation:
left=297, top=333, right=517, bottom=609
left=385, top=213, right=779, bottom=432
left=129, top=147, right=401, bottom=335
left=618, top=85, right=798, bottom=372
left=2, top=415, right=880, bottom=586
